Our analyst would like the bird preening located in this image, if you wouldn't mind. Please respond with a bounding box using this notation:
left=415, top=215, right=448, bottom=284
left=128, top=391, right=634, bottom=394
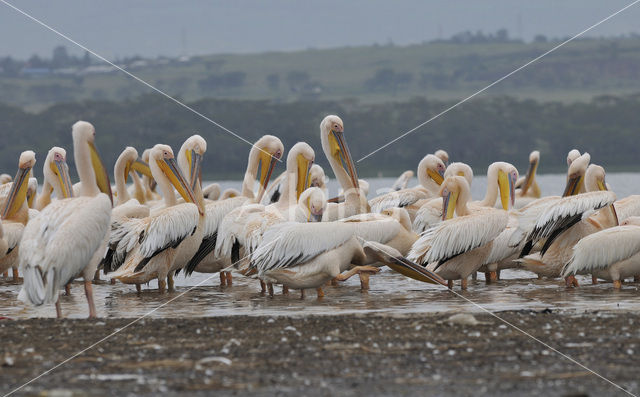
left=3, top=115, right=640, bottom=319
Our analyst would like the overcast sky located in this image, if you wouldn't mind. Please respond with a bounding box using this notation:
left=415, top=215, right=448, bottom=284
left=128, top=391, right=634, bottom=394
left=1, top=0, right=639, bottom=59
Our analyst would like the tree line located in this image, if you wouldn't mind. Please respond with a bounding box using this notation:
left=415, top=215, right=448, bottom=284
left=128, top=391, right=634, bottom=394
left=0, top=94, right=639, bottom=182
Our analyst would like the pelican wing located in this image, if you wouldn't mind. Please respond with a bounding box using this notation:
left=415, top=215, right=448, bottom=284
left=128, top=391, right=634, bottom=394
left=412, top=198, right=443, bottom=233
left=260, top=172, right=286, bottom=205
left=408, top=209, right=508, bottom=265
left=2, top=221, right=24, bottom=253
left=526, top=191, right=616, bottom=253
left=251, top=221, right=354, bottom=273
left=369, top=189, right=427, bottom=213
left=562, top=225, right=640, bottom=276
left=340, top=213, right=405, bottom=244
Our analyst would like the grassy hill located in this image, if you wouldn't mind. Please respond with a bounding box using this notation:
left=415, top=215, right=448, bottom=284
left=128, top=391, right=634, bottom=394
left=3, top=37, right=640, bottom=110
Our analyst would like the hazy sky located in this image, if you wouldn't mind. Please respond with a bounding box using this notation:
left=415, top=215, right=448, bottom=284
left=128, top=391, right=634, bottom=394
left=1, top=0, right=639, bottom=59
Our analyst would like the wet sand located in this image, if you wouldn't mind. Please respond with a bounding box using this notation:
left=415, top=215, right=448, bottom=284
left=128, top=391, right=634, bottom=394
left=1, top=311, right=639, bottom=396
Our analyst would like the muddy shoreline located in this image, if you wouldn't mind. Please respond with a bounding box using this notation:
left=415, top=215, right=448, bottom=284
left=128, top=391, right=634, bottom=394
left=1, top=311, right=638, bottom=396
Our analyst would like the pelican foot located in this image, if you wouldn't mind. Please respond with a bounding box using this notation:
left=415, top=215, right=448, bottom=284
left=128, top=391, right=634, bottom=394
left=158, top=279, right=167, bottom=293
left=447, top=280, right=453, bottom=290
left=282, top=285, right=289, bottom=295
left=460, top=278, right=468, bottom=290
left=591, top=276, right=598, bottom=285
left=167, top=274, right=175, bottom=292
left=65, top=283, right=72, bottom=296
left=260, top=280, right=266, bottom=295
left=268, top=283, right=274, bottom=297
left=225, top=272, right=233, bottom=286
left=110, top=279, right=116, bottom=285
left=12, top=268, right=19, bottom=281
left=613, top=280, right=622, bottom=289
left=564, top=275, right=579, bottom=288
left=136, top=284, right=142, bottom=293
left=634, top=276, right=640, bottom=283
left=300, top=289, right=305, bottom=299
left=55, top=297, right=62, bottom=319
left=316, top=287, right=324, bottom=299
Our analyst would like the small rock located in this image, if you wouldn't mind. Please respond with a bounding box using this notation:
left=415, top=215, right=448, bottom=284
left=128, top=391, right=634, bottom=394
left=447, top=313, right=482, bottom=326
left=3, top=355, right=15, bottom=367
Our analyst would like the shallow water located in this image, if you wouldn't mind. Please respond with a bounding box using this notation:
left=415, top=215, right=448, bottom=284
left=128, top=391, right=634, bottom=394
left=2, top=268, right=639, bottom=319
left=2, top=173, right=640, bottom=319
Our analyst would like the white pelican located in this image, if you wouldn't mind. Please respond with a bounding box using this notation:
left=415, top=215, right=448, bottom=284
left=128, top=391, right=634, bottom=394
left=32, top=147, right=73, bottom=212
left=0, top=151, right=36, bottom=280
left=18, top=121, right=112, bottom=318
left=309, top=164, right=328, bottom=198
left=106, top=144, right=204, bottom=292
left=563, top=217, right=640, bottom=288
left=369, top=154, right=445, bottom=214
left=320, top=115, right=368, bottom=221
left=220, top=188, right=241, bottom=199
left=407, top=176, right=512, bottom=289
left=391, top=170, right=414, bottom=191
left=178, top=135, right=284, bottom=286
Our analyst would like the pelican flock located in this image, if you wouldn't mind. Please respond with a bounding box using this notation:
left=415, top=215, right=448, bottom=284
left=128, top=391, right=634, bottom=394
left=2, top=113, right=639, bottom=319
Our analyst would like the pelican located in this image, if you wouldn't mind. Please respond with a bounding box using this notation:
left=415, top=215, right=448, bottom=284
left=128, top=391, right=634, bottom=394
left=18, top=121, right=111, bottom=318
left=519, top=161, right=618, bottom=281
left=179, top=135, right=284, bottom=285
left=220, top=188, right=241, bottom=199
left=0, top=151, right=36, bottom=280
left=407, top=175, right=513, bottom=289
left=113, top=147, right=149, bottom=216
left=106, top=144, right=204, bottom=292
left=320, top=115, right=367, bottom=221
left=563, top=217, right=640, bottom=289
left=514, top=150, right=541, bottom=208
left=391, top=170, right=413, bottom=191
left=369, top=154, right=445, bottom=214
left=434, top=149, right=449, bottom=165
left=309, top=164, right=328, bottom=198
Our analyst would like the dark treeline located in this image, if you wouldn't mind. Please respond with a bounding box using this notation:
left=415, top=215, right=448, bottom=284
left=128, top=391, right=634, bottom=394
left=0, top=94, right=639, bottom=181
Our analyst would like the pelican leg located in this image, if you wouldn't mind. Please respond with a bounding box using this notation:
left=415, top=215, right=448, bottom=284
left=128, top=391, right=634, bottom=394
left=84, top=280, right=97, bottom=318
left=634, top=276, right=640, bottom=283
left=334, top=266, right=380, bottom=287
left=613, top=279, right=622, bottom=289
left=300, top=289, right=305, bottom=299
left=167, top=274, right=175, bottom=292
left=2, top=271, right=7, bottom=278
left=564, top=275, right=579, bottom=288
left=496, top=270, right=501, bottom=280
left=136, top=284, right=142, bottom=293
left=460, top=278, right=468, bottom=290
left=471, top=272, right=477, bottom=281
left=282, top=285, right=289, bottom=295
left=219, top=272, right=227, bottom=287
left=359, top=272, right=371, bottom=291
left=93, top=269, right=101, bottom=282
left=591, top=276, right=598, bottom=285
left=537, top=274, right=543, bottom=280
left=225, top=272, right=233, bottom=286
left=330, top=278, right=338, bottom=286
left=55, top=296, right=62, bottom=318
left=447, top=280, right=453, bottom=289
left=65, top=283, right=71, bottom=296
left=12, top=267, right=19, bottom=281
left=260, top=280, right=266, bottom=294
left=158, top=278, right=166, bottom=293
left=110, top=279, right=116, bottom=285
left=316, top=287, right=324, bottom=299
left=268, top=283, right=274, bottom=297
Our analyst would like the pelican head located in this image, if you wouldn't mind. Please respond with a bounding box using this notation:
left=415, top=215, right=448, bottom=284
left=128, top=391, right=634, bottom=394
left=320, top=115, right=359, bottom=193
left=43, top=147, right=73, bottom=200
left=585, top=164, right=607, bottom=192
left=563, top=152, right=590, bottom=197
left=178, top=135, right=207, bottom=191
left=487, top=162, right=518, bottom=211
left=440, top=175, right=471, bottom=221
left=418, top=154, right=446, bottom=187
left=288, top=142, right=315, bottom=200
left=150, top=144, right=204, bottom=215
left=2, top=151, right=36, bottom=220
left=203, top=183, right=221, bottom=200
left=72, top=121, right=112, bottom=203
left=381, top=207, right=412, bottom=232
left=309, top=164, right=326, bottom=189
left=444, top=162, right=473, bottom=186
left=567, top=149, right=581, bottom=166
left=299, top=187, right=326, bottom=222
left=434, top=149, right=449, bottom=165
